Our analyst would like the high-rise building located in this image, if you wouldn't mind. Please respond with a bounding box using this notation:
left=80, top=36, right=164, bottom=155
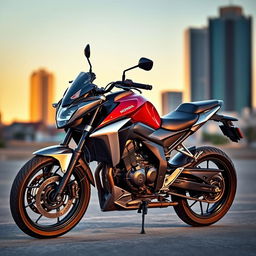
left=161, top=91, right=183, bottom=115
left=184, top=28, right=210, bottom=102
left=209, top=6, right=252, bottom=112
left=30, top=69, right=55, bottom=126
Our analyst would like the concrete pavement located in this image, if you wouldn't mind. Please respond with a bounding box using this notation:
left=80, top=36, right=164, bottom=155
left=0, top=156, right=256, bottom=256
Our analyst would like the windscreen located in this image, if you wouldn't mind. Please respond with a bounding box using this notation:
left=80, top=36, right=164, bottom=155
left=62, top=72, right=96, bottom=106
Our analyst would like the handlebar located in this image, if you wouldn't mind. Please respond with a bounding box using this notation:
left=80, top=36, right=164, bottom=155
left=96, top=79, right=153, bottom=94
left=122, top=80, right=153, bottom=90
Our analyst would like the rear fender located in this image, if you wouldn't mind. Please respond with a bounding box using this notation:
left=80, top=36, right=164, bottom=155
left=210, top=114, right=243, bottom=142
left=33, top=145, right=95, bottom=186
left=168, top=146, right=197, bottom=168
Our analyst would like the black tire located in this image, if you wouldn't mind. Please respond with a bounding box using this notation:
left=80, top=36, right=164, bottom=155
left=10, top=156, right=91, bottom=238
left=171, top=146, right=237, bottom=226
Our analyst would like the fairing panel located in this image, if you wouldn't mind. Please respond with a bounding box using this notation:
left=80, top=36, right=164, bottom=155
left=131, top=101, right=160, bottom=129
left=99, top=93, right=161, bottom=129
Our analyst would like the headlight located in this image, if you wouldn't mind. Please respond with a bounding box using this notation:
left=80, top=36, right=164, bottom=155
left=56, top=105, right=77, bottom=128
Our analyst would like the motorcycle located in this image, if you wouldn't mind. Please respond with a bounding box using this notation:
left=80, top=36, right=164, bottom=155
left=10, top=45, right=243, bottom=238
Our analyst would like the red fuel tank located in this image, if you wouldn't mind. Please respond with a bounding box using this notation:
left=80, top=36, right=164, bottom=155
left=99, top=92, right=161, bottom=129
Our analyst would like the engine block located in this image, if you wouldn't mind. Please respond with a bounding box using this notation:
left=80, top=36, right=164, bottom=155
left=115, top=140, right=157, bottom=193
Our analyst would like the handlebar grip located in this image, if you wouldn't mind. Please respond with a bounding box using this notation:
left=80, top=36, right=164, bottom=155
left=142, top=84, right=152, bottom=90
left=123, top=80, right=153, bottom=90
left=132, top=82, right=152, bottom=90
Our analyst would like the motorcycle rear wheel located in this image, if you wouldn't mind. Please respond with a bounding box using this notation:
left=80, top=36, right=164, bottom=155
left=10, top=156, right=90, bottom=238
left=171, top=146, right=237, bottom=226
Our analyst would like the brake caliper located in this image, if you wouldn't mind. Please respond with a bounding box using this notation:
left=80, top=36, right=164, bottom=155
left=68, top=180, right=80, bottom=199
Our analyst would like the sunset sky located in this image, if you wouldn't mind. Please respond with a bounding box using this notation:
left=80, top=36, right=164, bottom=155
left=0, top=0, right=255, bottom=124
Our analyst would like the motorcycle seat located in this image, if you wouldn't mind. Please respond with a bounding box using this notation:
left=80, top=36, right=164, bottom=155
left=176, top=100, right=222, bottom=114
left=161, top=111, right=198, bottom=131
left=161, top=100, right=222, bottom=131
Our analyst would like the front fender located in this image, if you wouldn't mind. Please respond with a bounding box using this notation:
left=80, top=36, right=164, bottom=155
left=33, top=145, right=95, bottom=186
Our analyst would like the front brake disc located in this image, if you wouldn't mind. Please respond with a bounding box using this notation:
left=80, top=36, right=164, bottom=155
left=35, top=176, right=73, bottom=218
left=27, top=174, right=44, bottom=214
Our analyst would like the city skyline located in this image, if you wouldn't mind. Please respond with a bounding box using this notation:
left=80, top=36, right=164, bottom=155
left=0, top=0, right=255, bottom=124
left=185, top=5, right=252, bottom=113
left=210, top=5, right=252, bottom=112
left=184, top=27, right=210, bottom=102
left=30, top=69, right=55, bottom=126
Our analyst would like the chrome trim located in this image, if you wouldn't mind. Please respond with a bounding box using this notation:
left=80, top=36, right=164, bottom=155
left=176, top=143, right=194, bottom=158
left=194, top=150, right=204, bottom=160
left=84, top=124, right=92, bottom=131
left=90, top=118, right=131, bottom=166
left=176, top=143, right=203, bottom=161
left=33, top=145, right=73, bottom=173
left=99, top=95, right=106, bottom=101
left=193, top=106, right=220, bottom=127
left=161, top=167, right=184, bottom=191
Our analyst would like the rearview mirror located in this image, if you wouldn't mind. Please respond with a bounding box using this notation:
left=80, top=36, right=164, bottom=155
left=138, top=57, right=153, bottom=71
left=84, top=44, right=92, bottom=73
left=84, top=44, right=90, bottom=59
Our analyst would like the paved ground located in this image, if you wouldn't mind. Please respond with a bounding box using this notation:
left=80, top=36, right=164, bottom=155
left=0, top=153, right=256, bottom=256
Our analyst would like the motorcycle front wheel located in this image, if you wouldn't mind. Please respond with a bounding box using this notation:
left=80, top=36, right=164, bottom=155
left=10, top=156, right=90, bottom=238
left=171, top=146, right=237, bottom=226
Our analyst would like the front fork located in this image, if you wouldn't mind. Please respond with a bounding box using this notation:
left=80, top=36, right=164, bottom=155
left=54, top=108, right=100, bottom=200
left=54, top=129, right=90, bottom=200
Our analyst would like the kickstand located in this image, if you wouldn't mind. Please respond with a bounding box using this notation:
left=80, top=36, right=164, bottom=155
left=138, top=201, right=148, bottom=234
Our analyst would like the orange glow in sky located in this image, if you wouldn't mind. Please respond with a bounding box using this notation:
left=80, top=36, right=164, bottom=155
left=0, top=0, right=255, bottom=124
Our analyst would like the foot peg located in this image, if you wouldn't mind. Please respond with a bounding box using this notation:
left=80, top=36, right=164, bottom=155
left=138, top=201, right=148, bottom=234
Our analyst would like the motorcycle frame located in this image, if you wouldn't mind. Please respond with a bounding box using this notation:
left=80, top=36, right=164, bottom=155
left=34, top=104, right=224, bottom=210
